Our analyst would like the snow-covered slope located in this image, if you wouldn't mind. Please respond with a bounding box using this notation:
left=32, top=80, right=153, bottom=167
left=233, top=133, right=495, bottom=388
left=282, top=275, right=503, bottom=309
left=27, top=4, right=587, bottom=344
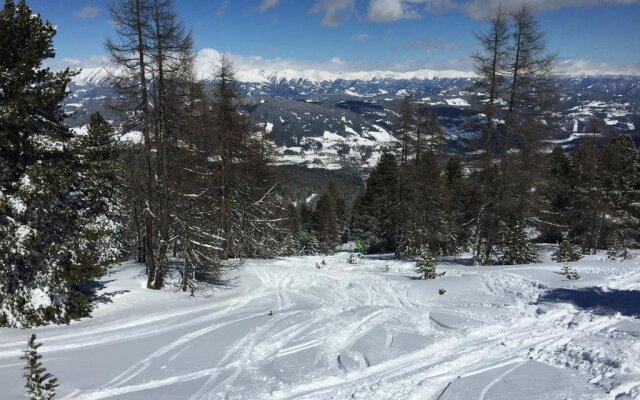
left=1, top=249, right=639, bottom=399
left=65, top=68, right=640, bottom=171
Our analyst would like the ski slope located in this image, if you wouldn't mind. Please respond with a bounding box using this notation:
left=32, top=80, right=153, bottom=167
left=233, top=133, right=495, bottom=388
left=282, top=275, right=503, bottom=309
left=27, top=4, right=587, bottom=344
left=1, top=250, right=639, bottom=399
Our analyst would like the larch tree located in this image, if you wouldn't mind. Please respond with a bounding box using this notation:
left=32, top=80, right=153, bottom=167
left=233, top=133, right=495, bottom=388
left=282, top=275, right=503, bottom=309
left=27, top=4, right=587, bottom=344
left=105, top=0, right=159, bottom=288
left=471, top=5, right=509, bottom=160
left=470, top=5, right=557, bottom=265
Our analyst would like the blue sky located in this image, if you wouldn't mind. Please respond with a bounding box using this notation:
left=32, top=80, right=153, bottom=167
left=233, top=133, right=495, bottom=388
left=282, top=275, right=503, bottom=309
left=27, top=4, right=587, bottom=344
left=29, top=0, right=640, bottom=74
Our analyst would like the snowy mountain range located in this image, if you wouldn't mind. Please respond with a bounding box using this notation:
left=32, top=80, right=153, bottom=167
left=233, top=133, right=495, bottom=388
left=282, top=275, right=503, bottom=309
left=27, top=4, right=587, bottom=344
left=66, top=67, right=640, bottom=171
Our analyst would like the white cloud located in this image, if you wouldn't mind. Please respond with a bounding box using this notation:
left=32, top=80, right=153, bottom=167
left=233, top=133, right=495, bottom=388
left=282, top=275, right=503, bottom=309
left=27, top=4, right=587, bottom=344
left=461, top=0, right=640, bottom=19
left=555, top=59, right=640, bottom=76
left=193, top=47, right=430, bottom=75
left=311, top=0, right=640, bottom=24
left=367, top=0, right=420, bottom=22
left=260, top=0, right=280, bottom=13
left=45, top=55, right=109, bottom=71
left=310, top=0, right=356, bottom=27
left=50, top=50, right=640, bottom=79
left=74, top=6, right=99, bottom=19
left=355, top=33, right=370, bottom=40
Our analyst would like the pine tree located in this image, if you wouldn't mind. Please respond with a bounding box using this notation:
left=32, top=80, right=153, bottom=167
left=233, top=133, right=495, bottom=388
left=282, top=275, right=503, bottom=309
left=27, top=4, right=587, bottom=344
left=538, top=146, right=576, bottom=242
left=22, top=334, right=58, bottom=400
left=0, top=0, right=113, bottom=326
left=298, top=230, right=320, bottom=256
left=607, top=234, right=630, bottom=261
left=497, top=220, right=538, bottom=265
left=553, top=237, right=583, bottom=262
left=601, top=135, right=640, bottom=249
left=572, top=143, right=607, bottom=253
left=350, top=153, right=400, bottom=253
left=415, top=247, right=445, bottom=279
left=567, top=268, right=580, bottom=281
left=313, top=184, right=339, bottom=255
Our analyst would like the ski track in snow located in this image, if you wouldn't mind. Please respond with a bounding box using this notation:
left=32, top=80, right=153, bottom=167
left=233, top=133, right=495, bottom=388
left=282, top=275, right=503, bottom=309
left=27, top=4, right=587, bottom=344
left=1, top=252, right=639, bottom=399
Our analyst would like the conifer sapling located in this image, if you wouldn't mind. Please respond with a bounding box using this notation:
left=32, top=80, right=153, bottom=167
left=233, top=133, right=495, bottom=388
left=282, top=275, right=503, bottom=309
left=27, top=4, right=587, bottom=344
left=415, top=247, right=445, bottom=279
left=553, top=237, right=583, bottom=262
left=22, top=334, right=58, bottom=400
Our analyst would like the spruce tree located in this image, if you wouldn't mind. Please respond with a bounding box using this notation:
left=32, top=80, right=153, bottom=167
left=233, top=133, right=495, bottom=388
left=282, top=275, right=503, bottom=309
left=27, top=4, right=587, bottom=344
left=75, top=113, right=126, bottom=267
left=607, top=235, right=630, bottom=261
left=22, top=334, right=58, bottom=400
left=539, top=146, right=576, bottom=242
left=497, top=220, right=538, bottom=265
left=602, top=135, right=640, bottom=249
left=313, top=185, right=339, bottom=255
left=415, top=247, right=445, bottom=279
left=298, top=230, right=320, bottom=256
left=350, top=153, right=400, bottom=253
left=553, top=237, right=583, bottom=262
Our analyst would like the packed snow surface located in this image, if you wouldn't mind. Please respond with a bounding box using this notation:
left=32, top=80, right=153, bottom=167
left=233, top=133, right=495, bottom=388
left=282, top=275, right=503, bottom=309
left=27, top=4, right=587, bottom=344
left=1, top=250, right=639, bottom=399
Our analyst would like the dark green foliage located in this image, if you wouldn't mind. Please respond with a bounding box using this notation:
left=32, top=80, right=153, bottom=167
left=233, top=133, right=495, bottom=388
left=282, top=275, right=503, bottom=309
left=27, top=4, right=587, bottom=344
left=539, top=135, right=640, bottom=256
left=350, top=153, right=400, bottom=253
left=313, top=182, right=342, bottom=254
left=0, top=0, right=116, bottom=326
left=22, top=334, right=58, bottom=400
left=607, top=234, right=630, bottom=261
left=553, top=237, right=583, bottom=262
left=539, top=146, right=575, bottom=242
left=497, top=220, right=538, bottom=265
left=74, top=112, right=126, bottom=274
left=601, top=135, right=640, bottom=247
left=571, top=143, right=608, bottom=253
left=415, top=247, right=445, bottom=279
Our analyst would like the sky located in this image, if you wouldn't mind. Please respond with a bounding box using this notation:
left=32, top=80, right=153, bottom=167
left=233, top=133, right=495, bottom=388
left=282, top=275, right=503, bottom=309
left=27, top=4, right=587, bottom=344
left=29, top=0, right=640, bottom=75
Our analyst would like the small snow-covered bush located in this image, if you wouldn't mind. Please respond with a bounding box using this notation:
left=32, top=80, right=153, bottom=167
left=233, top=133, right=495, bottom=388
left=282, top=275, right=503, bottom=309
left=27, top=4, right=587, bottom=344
left=561, top=262, right=580, bottom=280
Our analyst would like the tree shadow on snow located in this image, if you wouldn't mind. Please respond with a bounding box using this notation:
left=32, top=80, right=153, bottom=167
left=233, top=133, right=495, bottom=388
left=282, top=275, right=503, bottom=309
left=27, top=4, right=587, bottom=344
left=80, top=280, right=130, bottom=305
left=538, top=287, right=640, bottom=318
left=438, top=256, right=475, bottom=266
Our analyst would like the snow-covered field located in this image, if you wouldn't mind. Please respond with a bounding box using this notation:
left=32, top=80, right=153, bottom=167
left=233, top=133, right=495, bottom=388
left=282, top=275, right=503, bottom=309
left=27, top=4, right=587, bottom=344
left=1, top=250, right=639, bottom=399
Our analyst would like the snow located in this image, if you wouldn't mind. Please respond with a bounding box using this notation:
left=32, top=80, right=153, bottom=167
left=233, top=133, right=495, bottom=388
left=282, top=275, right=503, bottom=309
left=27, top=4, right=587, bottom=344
left=72, top=125, right=89, bottom=137
left=7, top=196, right=26, bottom=215
left=344, top=89, right=362, bottom=97
left=29, top=288, right=53, bottom=310
left=444, top=98, right=470, bottom=107
left=605, top=118, right=619, bottom=126
left=323, top=130, right=345, bottom=142
left=345, top=126, right=358, bottom=136
left=0, top=249, right=639, bottom=399
left=119, top=131, right=143, bottom=144
left=72, top=64, right=475, bottom=86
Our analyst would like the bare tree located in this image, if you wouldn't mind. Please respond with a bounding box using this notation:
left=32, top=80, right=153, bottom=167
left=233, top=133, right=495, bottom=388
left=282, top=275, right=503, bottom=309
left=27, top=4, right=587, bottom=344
left=471, top=6, right=509, bottom=160
left=105, top=0, right=159, bottom=287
